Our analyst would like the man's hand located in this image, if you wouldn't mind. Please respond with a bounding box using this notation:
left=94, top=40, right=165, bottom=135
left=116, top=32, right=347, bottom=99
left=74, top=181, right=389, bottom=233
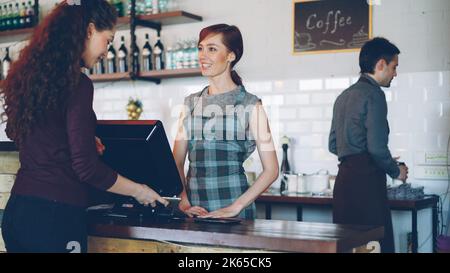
left=397, top=164, right=409, bottom=182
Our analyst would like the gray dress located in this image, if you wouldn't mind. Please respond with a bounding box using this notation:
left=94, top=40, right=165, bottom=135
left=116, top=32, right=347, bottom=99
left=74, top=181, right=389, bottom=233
left=183, top=85, right=261, bottom=219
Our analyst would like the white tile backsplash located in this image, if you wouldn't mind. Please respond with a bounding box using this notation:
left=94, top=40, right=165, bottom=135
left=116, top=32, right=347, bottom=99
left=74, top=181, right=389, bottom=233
left=245, top=81, right=273, bottom=93
left=298, top=107, right=323, bottom=119
left=413, top=133, right=441, bottom=150
left=312, top=121, right=332, bottom=133
left=298, top=79, right=323, bottom=91
left=438, top=133, right=450, bottom=150
left=311, top=93, right=337, bottom=105
left=424, top=87, right=450, bottom=101
left=425, top=118, right=450, bottom=133
left=298, top=134, right=323, bottom=148
left=394, top=87, right=424, bottom=102
left=325, top=77, right=350, bottom=90
left=278, top=108, right=297, bottom=120
left=273, top=80, right=299, bottom=92
left=323, top=107, right=333, bottom=119
left=284, top=94, right=310, bottom=105
left=260, top=95, right=284, bottom=105
left=441, top=71, right=450, bottom=86
left=409, top=71, right=443, bottom=88
left=410, top=102, right=444, bottom=120
left=442, top=102, right=450, bottom=118
left=389, top=133, right=413, bottom=150
left=312, top=148, right=336, bottom=161
left=284, top=121, right=311, bottom=133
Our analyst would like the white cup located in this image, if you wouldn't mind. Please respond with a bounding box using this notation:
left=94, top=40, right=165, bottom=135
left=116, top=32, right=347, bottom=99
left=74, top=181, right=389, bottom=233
left=286, top=174, right=298, bottom=193
left=297, top=174, right=308, bottom=193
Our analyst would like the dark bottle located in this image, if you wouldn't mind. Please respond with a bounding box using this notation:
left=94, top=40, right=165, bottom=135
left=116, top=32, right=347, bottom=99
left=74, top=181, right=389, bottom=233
left=106, top=42, right=117, bottom=74
left=281, top=144, right=291, bottom=173
left=280, top=136, right=291, bottom=194
left=153, top=34, right=164, bottom=70
left=142, top=33, right=153, bottom=71
left=118, top=36, right=128, bottom=73
left=6, top=4, right=13, bottom=30
left=19, top=2, right=26, bottom=28
left=94, top=58, right=106, bottom=75
left=2, top=47, right=11, bottom=80
left=26, top=1, right=34, bottom=27
left=12, top=3, right=19, bottom=29
left=0, top=6, right=4, bottom=31
left=131, top=40, right=140, bottom=74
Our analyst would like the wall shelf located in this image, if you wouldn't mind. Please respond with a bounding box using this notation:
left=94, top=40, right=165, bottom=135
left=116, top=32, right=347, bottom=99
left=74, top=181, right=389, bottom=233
left=117, top=10, right=202, bottom=27
left=89, top=68, right=201, bottom=83
left=0, top=10, right=202, bottom=38
left=0, top=27, right=35, bottom=38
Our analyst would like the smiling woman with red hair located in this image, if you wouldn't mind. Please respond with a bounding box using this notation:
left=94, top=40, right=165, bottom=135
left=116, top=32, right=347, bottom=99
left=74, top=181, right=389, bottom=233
left=173, top=24, right=279, bottom=220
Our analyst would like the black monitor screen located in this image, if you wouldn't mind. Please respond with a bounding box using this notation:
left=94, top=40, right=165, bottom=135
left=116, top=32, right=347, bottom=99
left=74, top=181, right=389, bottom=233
left=90, top=120, right=183, bottom=206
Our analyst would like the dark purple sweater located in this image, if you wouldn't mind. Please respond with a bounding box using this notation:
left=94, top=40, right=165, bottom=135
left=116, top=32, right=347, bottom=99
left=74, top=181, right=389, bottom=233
left=12, top=73, right=117, bottom=207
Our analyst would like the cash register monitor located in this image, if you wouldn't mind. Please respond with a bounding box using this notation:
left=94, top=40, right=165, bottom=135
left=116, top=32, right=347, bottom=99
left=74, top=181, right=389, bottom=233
left=91, top=120, right=183, bottom=208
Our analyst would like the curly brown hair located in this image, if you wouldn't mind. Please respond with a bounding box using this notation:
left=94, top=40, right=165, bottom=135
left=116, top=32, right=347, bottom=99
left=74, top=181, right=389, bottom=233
left=0, top=0, right=117, bottom=146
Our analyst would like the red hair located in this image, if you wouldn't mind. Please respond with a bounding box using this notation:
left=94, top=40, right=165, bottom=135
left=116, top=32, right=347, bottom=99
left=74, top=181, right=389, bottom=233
left=199, top=24, right=244, bottom=86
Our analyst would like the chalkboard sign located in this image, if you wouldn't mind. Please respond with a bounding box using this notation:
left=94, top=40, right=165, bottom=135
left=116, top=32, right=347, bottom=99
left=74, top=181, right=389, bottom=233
left=293, top=0, right=372, bottom=54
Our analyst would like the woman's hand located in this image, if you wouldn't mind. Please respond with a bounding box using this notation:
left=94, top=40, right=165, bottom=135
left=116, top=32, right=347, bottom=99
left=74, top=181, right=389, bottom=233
left=199, top=203, right=242, bottom=219
left=95, top=136, right=105, bottom=155
left=178, top=194, right=208, bottom=218
left=132, top=184, right=169, bottom=207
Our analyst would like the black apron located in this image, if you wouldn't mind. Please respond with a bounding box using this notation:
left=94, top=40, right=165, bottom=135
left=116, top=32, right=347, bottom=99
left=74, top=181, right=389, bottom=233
left=333, top=153, right=395, bottom=253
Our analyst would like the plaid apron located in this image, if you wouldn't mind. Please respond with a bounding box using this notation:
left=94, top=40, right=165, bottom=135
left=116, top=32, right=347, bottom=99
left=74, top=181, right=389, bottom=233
left=184, top=86, right=257, bottom=219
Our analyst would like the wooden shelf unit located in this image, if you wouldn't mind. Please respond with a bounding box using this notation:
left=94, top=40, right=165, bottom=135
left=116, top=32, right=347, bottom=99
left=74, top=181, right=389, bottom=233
left=88, top=68, right=201, bottom=83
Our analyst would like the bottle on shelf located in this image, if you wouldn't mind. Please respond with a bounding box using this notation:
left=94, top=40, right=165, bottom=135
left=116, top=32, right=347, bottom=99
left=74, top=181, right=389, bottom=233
left=131, top=39, right=140, bottom=74
left=118, top=36, right=128, bottom=73
left=26, top=1, right=35, bottom=28
left=153, top=33, right=164, bottom=70
left=106, top=42, right=117, bottom=74
left=112, top=0, right=125, bottom=17
left=19, top=2, right=27, bottom=27
left=94, top=58, right=106, bottom=75
left=158, top=0, right=168, bottom=13
left=141, top=33, right=153, bottom=71
left=189, top=39, right=199, bottom=68
left=167, top=0, right=179, bottom=12
left=164, top=46, right=173, bottom=70
left=0, top=6, right=4, bottom=31
left=279, top=136, right=291, bottom=194
left=6, top=4, right=13, bottom=30
left=182, top=40, right=190, bottom=69
left=2, top=47, right=11, bottom=80
left=173, top=41, right=183, bottom=70
left=144, top=0, right=153, bottom=15
left=12, top=3, right=20, bottom=29
left=152, top=0, right=159, bottom=14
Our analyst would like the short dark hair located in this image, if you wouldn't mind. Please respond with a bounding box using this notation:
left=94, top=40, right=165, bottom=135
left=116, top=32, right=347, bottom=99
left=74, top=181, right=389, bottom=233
left=359, top=37, right=400, bottom=74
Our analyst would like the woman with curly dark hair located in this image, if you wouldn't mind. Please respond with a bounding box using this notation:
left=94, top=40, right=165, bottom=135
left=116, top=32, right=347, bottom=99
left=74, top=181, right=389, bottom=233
left=0, top=0, right=167, bottom=253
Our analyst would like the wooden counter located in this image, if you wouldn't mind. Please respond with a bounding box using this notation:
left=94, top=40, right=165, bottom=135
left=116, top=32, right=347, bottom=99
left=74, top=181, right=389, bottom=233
left=88, top=214, right=383, bottom=253
left=255, top=193, right=439, bottom=253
